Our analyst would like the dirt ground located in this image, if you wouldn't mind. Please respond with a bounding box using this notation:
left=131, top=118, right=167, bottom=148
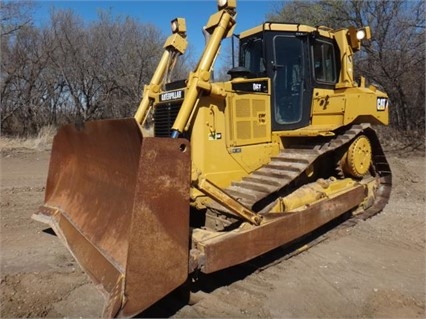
left=1, top=145, right=425, bottom=318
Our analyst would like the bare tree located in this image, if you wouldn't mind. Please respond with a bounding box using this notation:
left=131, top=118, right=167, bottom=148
left=0, top=5, right=194, bottom=136
left=1, top=24, right=53, bottom=135
left=266, top=0, right=333, bottom=26
left=0, top=0, right=34, bottom=37
left=48, top=10, right=101, bottom=122
left=47, top=9, right=180, bottom=121
left=90, top=11, right=167, bottom=119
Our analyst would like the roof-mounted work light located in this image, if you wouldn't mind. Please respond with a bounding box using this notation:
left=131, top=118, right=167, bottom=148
left=217, top=0, right=236, bottom=10
left=356, top=27, right=371, bottom=40
left=171, top=18, right=186, bottom=34
left=348, top=26, right=371, bottom=51
left=356, top=29, right=366, bottom=40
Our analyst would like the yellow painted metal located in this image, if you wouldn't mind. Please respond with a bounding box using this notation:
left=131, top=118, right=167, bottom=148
left=240, top=23, right=333, bottom=39
left=186, top=79, right=277, bottom=192
left=309, top=86, right=388, bottom=129
left=227, top=90, right=271, bottom=146
left=198, top=178, right=262, bottom=225
left=311, top=88, right=345, bottom=126
left=185, top=20, right=389, bottom=209
left=334, top=26, right=370, bottom=89
left=273, top=127, right=337, bottom=137
left=342, top=87, right=389, bottom=125
left=186, top=81, right=276, bottom=208
left=341, top=135, right=372, bottom=178
left=188, top=92, right=279, bottom=209
left=237, top=23, right=388, bottom=137
left=163, top=32, right=188, bottom=54
left=195, top=80, right=227, bottom=99
left=133, top=15, right=389, bottom=214
left=178, top=20, right=389, bottom=192
left=134, top=52, right=168, bottom=124
left=242, top=24, right=371, bottom=92
left=134, top=25, right=188, bottom=125
left=218, top=0, right=236, bottom=10
left=171, top=8, right=236, bottom=135
left=227, top=143, right=278, bottom=173
left=273, top=178, right=360, bottom=213
left=347, top=26, right=371, bottom=51
left=189, top=94, right=248, bottom=187
left=334, top=28, right=356, bottom=88
left=171, top=17, right=186, bottom=34
left=352, top=175, right=378, bottom=215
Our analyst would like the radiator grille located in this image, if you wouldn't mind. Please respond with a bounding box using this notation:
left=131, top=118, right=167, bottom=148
left=153, top=103, right=181, bottom=137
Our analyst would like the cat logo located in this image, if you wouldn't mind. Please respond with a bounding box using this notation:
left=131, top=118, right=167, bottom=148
left=160, top=90, right=185, bottom=102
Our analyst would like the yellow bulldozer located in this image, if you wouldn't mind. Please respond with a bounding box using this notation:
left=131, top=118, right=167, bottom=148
left=33, top=0, right=392, bottom=317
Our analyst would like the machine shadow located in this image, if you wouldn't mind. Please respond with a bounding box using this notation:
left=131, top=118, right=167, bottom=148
left=42, top=227, right=56, bottom=236
left=136, top=211, right=352, bottom=318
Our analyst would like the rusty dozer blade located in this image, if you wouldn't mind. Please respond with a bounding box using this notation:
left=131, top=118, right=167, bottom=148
left=32, top=118, right=190, bottom=318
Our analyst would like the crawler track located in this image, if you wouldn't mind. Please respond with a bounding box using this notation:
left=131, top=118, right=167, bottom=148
left=207, top=123, right=392, bottom=219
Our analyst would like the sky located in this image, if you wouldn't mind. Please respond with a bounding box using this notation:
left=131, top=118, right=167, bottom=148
left=32, top=0, right=281, bottom=66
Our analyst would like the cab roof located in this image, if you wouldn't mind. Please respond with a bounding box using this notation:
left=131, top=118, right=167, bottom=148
left=239, top=22, right=335, bottom=40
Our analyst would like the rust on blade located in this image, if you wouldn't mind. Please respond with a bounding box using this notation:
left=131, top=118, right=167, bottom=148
left=43, top=118, right=142, bottom=273
left=34, top=118, right=191, bottom=318
left=120, top=138, right=190, bottom=318
left=196, top=185, right=366, bottom=274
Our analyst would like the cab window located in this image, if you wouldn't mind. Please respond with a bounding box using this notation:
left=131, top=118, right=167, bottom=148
left=312, top=40, right=336, bottom=83
left=273, top=35, right=304, bottom=124
left=240, top=37, right=265, bottom=75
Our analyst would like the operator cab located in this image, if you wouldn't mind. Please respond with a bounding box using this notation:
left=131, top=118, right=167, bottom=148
left=238, top=23, right=340, bottom=131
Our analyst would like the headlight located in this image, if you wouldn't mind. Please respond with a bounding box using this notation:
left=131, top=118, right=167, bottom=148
left=170, top=18, right=186, bottom=34
left=171, top=20, right=178, bottom=33
left=217, top=0, right=228, bottom=7
left=356, top=29, right=366, bottom=40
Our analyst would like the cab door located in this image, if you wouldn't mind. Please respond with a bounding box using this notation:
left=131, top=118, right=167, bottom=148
left=266, top=34, right=312, bottom=131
